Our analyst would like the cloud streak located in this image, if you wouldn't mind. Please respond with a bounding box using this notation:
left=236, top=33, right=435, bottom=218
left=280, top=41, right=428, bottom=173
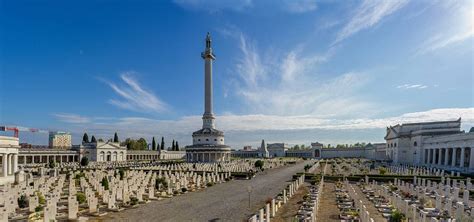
left=53, top=113, right=91, bottom=124
left=396, top=84, right=428, bottom=90
left=334, top=0, right=409, bottom=44
left=103, top=72, right=168, bottom=113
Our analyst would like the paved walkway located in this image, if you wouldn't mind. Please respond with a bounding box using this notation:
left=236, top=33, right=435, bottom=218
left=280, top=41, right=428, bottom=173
left=102, top=160, right=310, bottom=222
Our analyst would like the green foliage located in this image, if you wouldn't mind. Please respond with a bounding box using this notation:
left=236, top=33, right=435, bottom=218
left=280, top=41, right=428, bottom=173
left=80, top=156, right=89, bottom=167
left=181, top=188, right=187, bottom=193
left=254, top=160, right=264, bottom=169
left=113, top=132, right=119, bottom=143
left=18, top=195, right=28, bottom=208
left=206, top=182, right=214, bottom=187
left=119, top=169, right=125, bottom=180
left=91, top=136, right=97, bottom=143
left=152, top=137, right=156, bottom=150
left=123, top=138, right=148, bottom=150
left=101, top=177, right=109, bottom=190
left=304, top=164, right=311, bottom=172
left=76, top=192, right=86, bottom=204
left=82, top=133, right=89, bottom=143
left=75, top=172, right=85, bottom=179
left=48, top=160, right=56, bottom=168
left=389, top=210, right=404, bottom=222
left=130, top=197, right=138, bottom=205
left=379, top=167, right=387, bottom=175
left=172, top=140, right=175, bottom=150
left=155, top=178, right=168, bottom=189
left=161, top=137, right=165, bottom=150
left=37, top=192, right=46, bottom=205
left=35, top=206, right=43, bottom=212
left=175, top=141, right=179, bottom=151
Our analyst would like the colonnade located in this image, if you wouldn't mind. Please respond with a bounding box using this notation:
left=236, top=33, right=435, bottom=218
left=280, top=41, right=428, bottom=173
left=422, top=147, right=474, bottom=171
left=0, top=153, right=18, bottom=177
left=186, top=152, right=231, bottom=162
left=18, top=154, right=78, bottom=165
left=127, top=154, right=160, bottom=161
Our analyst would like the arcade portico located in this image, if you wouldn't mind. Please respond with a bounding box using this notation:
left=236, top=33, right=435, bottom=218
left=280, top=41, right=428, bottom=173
left=0, top=136, right=19, bottom=185
left=422, top=133, right=474, bottom=172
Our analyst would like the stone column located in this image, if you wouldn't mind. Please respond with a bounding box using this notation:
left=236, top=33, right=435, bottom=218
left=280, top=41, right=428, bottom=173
left=2, top=154, right=7, bottom=177
left=469, top=147, right=474, bottom=170
left=460, top=147, right=465, bottom=168
left=7, top=154, right=12, bottom=175
left=24, top=155, right=27, bottom=165
left=451, top=148, right=456, bottom=167
left=13, top=154, right=18, bottom=173
left=444, top=148, right=449, bottom=166
left=431, top=149, right=435, bottom=165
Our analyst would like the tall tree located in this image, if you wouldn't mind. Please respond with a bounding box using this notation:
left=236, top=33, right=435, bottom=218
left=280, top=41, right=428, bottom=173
left=136, top=138, right=147, bottom=150
left=113, top=132, right=119, bottom=143
left=91, top=136, right=97, bottom=143
left=175, top=141, right=179, bottom=151
left=172, top=140, right=175, bottom=151
left=161, top=137, right=165, bottom=151
left=152, top=137, right=156, bottom=150
left=82, top=133, right=89, bottom=143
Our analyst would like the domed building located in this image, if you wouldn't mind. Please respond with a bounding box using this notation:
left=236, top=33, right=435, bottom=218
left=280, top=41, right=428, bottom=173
left=185, top=33, right=231, bottom=162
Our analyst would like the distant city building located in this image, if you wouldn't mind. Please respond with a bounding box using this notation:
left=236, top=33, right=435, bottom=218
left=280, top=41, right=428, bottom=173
left=185, top=33, right=231, bottom=162
left=243, top=146, right=253, bottom=151
left=267, top=143, right=288, bottom=157
left=49, top=131, right=72, bottom=148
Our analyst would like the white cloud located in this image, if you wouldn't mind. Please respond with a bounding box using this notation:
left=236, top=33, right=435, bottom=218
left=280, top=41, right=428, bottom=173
left=173, top=0, right=253, bottom=13
left=396, top=84, right=428, bottom=89
left=52, top=108, right=474, bottom=148
left=53, top=113, right=91, bottom=124
left=231, top=33, right=373, bottom=118
left=415, top=1, right=474, bottom=55
left=334, top=0, right=409, bottom=44
left=103, top=72, right=168, bottom=113
left=282, top=0, right=317, bottom=14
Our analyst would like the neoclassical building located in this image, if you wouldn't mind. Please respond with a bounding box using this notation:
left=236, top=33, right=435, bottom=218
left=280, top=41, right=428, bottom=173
left=73, top=141, right=127, bottom=162
left=185, top=33, right=231, bottom=162
left=0, top=136, right=19, bottom=185
left=385, top=118, right=474, bottom=173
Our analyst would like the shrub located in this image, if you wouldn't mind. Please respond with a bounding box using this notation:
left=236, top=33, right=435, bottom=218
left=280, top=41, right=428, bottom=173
left=130, top=197, right=138, bottom=205
left=18, top=195, right=28, bottom=208
left=254, top=160, right=264, bottom=169
left=80, top=157, right=89, bottom=167
left=181, top=188, right=187, bottom=193
left=379, top=167, right=387, bottom=175
left=119, top=169, right=125, bottom=180
left=35, top=206, right=43, bottom=212
left=389, top=210, right=405, bottom=222
left=101, top=177, right=109, bottom=190
left=304, top=164, right=311, bottom=172
left=48, top=160, right=56, bottom=168
left=155, top=178, right=168, bottom=189
left=206, top=182, right=214, bottom=187
left=173, top=190, right=179, bottom=195
left=76, top=192, right=87, bottom=204
left=37, top=193, right=46, bottom=205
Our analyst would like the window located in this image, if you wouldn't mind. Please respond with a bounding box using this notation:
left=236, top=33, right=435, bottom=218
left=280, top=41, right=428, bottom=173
left=413, top=141, right=417, bottom=146
left=394, top=143, right=397, bottom=147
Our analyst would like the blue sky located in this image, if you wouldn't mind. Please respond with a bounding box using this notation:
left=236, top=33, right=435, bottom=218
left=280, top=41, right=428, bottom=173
left=1, top=0, right=473, bottom=148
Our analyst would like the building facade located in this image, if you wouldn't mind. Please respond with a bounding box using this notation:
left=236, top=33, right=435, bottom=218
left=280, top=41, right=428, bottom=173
left=73, top=141, right=127, bottom=162
left=0, top=136, right=19, bottom=185
left=48, top=131, right=72, bottom=148
left=185, top=33, right=231, bottom=162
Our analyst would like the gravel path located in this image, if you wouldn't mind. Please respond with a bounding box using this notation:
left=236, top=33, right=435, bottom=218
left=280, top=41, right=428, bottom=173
left=103, top=160, right=310, bottom=222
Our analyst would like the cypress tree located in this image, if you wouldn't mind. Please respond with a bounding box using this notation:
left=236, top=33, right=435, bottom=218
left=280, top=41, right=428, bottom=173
left=160, top=137, right=165, bottom=150
left=172, top=140, right=175, bottom=151
left=91, top=136, right=97, bottom=143
left=113, top=132, right=119, bottom=143
left=82, top=133, right=89, bottom=143
left=175, top=141, right=179, bottom=151
left=152, top=137, right=156, bottom=150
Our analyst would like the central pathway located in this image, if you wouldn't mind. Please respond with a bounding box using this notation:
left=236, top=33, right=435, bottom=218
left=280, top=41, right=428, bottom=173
left=103, top=160, right=310, bottom=222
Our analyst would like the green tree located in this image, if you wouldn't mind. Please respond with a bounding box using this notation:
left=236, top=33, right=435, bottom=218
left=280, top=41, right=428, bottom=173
left=48, top=159, right=56, bottom=168
left=91, top=135, right=97, bottom=143
left=175, top=141, right=179, bottom=151
left=98, top=138, right=104, bottom=142
left=113, top=132, right=119, bottom=143
left=76, top=192, right=86, bottom=204
left=293, top=145, right=300, bottom=150
left=18, top=195, right=28, bottom=208
left=101, top=177, right=109, bottom=190
left=172, top=140, right=175, bottom=150
left=82, top=133, right=89, bottom=143
left=152, top=137, right=156, bottom=151
left=389, top=210, right=404, bottom=222
left=136, top=138, right=147, bottom=150
left=254, top=160, right=264, bottom=169
left=80, top=156, right=89, bottom=167
left=161, top=137, right=165, bottom=151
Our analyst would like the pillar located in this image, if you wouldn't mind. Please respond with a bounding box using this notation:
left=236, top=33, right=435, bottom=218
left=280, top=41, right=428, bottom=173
left=24, top=155, right=27, bottom=165
left=431, top=149, right=435, bottom=165
left=444, top=148, right=449, bottom=166
left=13, top=154, right=18, bottom=173
left=469, top=147, right=474, bottom=170
left=460, top=147, right=465, bottom=168
left=451, top=148, right=456, bottom=167
left=2, top=154, right=7, bottom=177
left=7, top=154, right=12, bottom=175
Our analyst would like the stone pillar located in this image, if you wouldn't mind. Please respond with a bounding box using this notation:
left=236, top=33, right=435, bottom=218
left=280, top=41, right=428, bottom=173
left=13, top=154, right=18, bottom=173
left=2, top=154, right=7, bottom=177
left=7, top=154, right=12, bottom=175
left=469, top=147, right=474, bottom=170
left=431, top=149, right=435, bottom=165
left=460, top=147, right=465, bottom=168
left=444, top=148, right=449, bottom=166
left=451, top=148, right=456, bottom=167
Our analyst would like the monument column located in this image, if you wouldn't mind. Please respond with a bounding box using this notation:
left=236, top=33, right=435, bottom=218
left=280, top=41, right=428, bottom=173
left=444, top=148, right=449, bottom=166
left=2, top=154, right=7, bottom=177
left=469, top=147, right=474, bottom=170
left=460, top=147, right=465, bottom=168
left=201, top=32, right=216, bottom=129
left=451, top=148, right=456, bottom=167
left=13, top=154, right=18, bottom=173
